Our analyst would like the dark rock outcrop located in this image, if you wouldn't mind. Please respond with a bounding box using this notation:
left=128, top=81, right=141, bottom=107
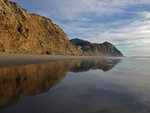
left=0, top=0, right=123, bottom=56
left=70, top=39, right=123, bottom=56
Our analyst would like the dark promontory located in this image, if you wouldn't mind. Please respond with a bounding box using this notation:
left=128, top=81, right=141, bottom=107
left=70, top=39, right=123, bottom=56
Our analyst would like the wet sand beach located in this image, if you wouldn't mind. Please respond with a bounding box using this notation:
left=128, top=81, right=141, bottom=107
left=0, top=52, right=117, bottom=68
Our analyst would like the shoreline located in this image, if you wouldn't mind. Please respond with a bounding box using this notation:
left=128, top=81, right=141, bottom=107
left=0, top=52, right=122, bottom=68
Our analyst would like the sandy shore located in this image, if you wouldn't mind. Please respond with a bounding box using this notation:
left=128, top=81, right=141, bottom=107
left=0, top=52, right=114, bottom=68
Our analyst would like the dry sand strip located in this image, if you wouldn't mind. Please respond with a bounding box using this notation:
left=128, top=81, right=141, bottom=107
left=0, top=52, right=117, bottom=68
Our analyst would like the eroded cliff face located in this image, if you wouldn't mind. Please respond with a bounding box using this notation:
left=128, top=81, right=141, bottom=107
left=0, top=0, right=123, bottom=56
left=70, top=39, right=123, bottom=56
left=0, top=0, right=83, bottom=55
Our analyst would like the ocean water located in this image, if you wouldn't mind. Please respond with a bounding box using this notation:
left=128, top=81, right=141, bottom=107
left=0, top=57, right=150, bottom=113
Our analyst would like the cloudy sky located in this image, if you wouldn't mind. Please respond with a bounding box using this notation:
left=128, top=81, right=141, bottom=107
left=11, top=0, right=150, bottom=56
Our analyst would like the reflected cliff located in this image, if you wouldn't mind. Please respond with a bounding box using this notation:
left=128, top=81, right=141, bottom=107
left=0, top=58, right=121, bottom=109
left=70, top=59, right=121, bottom=72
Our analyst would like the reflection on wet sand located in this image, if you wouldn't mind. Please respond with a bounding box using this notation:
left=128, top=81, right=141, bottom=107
left=70, top=59, right=121, bottom=72
left=0, top=58, right=120, bottom=109
left=0, top=62, right=69, bottom=109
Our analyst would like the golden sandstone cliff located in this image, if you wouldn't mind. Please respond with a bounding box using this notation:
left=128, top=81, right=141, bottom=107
left=0, top=0, right=82, bottom=55
left=0, top=0, right=123, bottom=56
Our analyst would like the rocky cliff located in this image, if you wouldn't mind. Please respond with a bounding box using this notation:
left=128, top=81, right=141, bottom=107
left=0, top=0, right=83, bottom=55
left=70, top=39, right=123, bottom=56
left=0, top=0, right=123, bottom=56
